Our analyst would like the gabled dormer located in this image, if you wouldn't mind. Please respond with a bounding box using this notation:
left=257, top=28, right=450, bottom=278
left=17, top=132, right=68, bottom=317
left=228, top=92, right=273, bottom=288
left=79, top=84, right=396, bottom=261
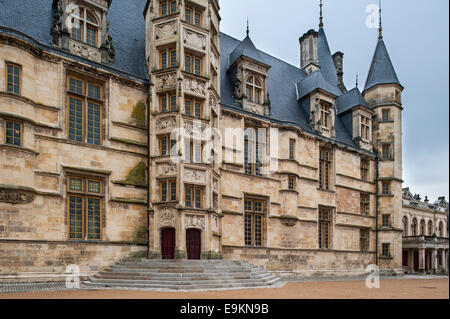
left=51, top=0, right=115, bottom=63
left=227, top=32, right=271, bottom=116
left=336, top=87, right=374, bottom=151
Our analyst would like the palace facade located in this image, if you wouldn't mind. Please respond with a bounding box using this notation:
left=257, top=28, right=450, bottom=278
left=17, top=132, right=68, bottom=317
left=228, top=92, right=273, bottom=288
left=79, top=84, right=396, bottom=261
left=0, top=0, right=447, bottom=281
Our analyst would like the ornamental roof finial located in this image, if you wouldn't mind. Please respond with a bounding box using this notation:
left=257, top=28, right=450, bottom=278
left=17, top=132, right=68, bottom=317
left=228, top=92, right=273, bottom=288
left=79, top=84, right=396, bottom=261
left=378, top=0, right=383, bottom=39
left=319, top=0, right=324, bottom=28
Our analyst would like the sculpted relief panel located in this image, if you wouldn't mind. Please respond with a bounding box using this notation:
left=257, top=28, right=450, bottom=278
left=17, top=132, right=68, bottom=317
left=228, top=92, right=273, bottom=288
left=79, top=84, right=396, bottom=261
left=185, top=214, right=206, bottom=230
left=155, top=72, right=177, bottom=91
left=69, top=40, right=101, bottom=63
left=244, top=101, right=265, bottom=116
left=157, top=162, right=177, bottom=177
left=156, top=21, right=177, bottom=40
left=0, top=188, right=35, bottom=204
left=155, top=116, right=177, bottom=133
left=184, top=77, right=206, bottom=96
left=184, top=29, right=206, bottom=50
left=184, top=169, right=206, bottom=184
left=158, top=207, right=177, bottom=228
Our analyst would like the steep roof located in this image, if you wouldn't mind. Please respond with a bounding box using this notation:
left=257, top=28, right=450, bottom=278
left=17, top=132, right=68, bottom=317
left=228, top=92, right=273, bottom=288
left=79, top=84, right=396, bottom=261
left=317, top=27, right=339, bottom=87
left=229, top=35, right=267, bottom=67
left=364, top=38, right=402, bottom=91
left=296, top=70, right=342, bottom=100
left=220, top=33, right=357, bottom=149
left=0, top=0, right=148, bottom=81
left=336, top=87, right=369, bottom=115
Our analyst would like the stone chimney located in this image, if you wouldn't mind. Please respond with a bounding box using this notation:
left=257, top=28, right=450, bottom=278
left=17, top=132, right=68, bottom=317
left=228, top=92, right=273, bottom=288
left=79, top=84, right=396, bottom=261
left=332, top=51, right=346, bottom=92
left=299, top=29, right=319, bottom=74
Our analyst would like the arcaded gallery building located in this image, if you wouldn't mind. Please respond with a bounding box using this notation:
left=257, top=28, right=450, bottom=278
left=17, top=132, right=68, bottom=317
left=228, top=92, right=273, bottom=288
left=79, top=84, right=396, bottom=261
left=0, top=0, right=448, bottom=280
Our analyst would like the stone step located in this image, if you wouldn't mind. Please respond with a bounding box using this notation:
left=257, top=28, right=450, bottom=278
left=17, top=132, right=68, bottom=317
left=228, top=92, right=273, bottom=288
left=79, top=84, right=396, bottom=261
left=93, top=273, right=276, bottom=282
left=95, top=271, right=273, bottom=280
left=88, top=276, right=278, bottom=286
left=107, top=266, right=258, bottom=273
left=84, top=279, right=280, bottom=291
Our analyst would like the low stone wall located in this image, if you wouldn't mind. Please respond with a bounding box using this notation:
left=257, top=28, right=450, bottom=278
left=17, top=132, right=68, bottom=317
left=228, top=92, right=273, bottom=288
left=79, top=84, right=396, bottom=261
left=222, top=246, right=376, bottom=278
left=0, top=240, right=146, bottom=282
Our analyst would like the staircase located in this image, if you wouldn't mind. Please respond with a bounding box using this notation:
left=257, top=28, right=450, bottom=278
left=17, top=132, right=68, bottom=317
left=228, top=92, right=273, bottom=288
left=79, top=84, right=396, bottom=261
left=83, top=258, right=283, bottom=291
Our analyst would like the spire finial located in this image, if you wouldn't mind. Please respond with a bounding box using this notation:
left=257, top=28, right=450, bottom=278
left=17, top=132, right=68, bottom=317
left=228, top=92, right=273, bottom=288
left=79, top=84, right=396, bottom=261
left=319, top=0, right=324, bottom=28
left=378, top=0, right=383, bottom=39
left=246, top=18, right=249, bottom=37
left=356, top=73, right=359, bottom=88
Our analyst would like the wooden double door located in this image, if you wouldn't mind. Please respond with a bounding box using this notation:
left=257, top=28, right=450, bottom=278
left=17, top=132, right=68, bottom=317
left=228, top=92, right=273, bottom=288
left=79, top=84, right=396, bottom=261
left=160, top=228, right=201, bottom=260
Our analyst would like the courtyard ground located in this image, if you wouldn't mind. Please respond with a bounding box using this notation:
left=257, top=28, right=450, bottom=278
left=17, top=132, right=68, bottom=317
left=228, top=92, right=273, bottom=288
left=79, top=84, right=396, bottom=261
left=0, top=276, right=448, bottom=299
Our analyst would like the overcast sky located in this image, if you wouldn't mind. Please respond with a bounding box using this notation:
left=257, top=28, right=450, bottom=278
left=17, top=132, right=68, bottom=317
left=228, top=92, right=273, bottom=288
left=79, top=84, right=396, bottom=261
left=220, top=0, right=449, bottom=202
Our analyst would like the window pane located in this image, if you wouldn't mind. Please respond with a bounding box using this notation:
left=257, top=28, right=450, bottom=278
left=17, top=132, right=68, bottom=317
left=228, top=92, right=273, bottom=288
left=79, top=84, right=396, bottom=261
left=254, top=214, right=262, bottom=246
left=185, top=55, right=191, bottom=72
left=195, top=189, right=201, bottom=208
left=185, top=9, right=191, bottom=23
left=194, top=12, right=201, bottom=26
left=161, top=182, right=167, bottom=201
left=161, top=3, right=168, bottom=15
left=244, top=214, right=252, bottom=246
left=194, top=58, right=201, bottom=75
left=5, top=121, right=20, bottom=146
left=185, top=100, right=191, bottom=115
left=170, top=50, right=177, bottom=67
left=170, top=1, right=177, bottom=13
left=69, top=178, right=83, bottom=191
left=195, top=102, right=201, bottom=118
left=161, top=138, right=167, bottom=156
left=69, top=196, right=83, bottom=239
left=170, top=181, right=177, bottom=201
left=87, top=198, right=101, bottom=240
left=87, top=102, right=101, bottom=145
left=161, top=52, right=167, bottom=69
left=185, top=187, right=191, bottom=207
left=88, top=83, right=101, bottom=99
left=71, top=20, right=82, bottom=41
left=68, top=97, right=83, bottom=142
left=86, top=27, right=97, bottom=46
left=7, top=64, right=20, bottom=94
left=161, top=97, right=167, bottom=112
left=69, top=78, right=83, bottom=94
left=171, top=95, right=177, bottom=111
left=88, top=180, right=101, bottom=193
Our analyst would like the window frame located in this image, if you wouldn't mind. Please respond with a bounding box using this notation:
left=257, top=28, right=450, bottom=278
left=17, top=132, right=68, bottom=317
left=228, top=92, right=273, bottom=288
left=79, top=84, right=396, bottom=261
left=158, top=134, right=177, bottom=157
left=5, top=62, right=21, bottom=95
left=185, top=97, right=203, bottom=118
left=244, top=127, right=266, bottom=176
left=69, top=7, right=99, bottom=47
left=360, top=229, right=369, bottom=252
left=245, top=75, right=263, bottom=104
left=382, top=182, right=390, bottom=195
left=244, top=198, right=265, bottom=247
left=320, top=101, right=332, bottom=129
left=318, top=207, right=332, bottom=249
left=185, top=53, right=203, bottom=76
left=360, top=114, right=371, bottom=141
left=289, top=139, right=296, bottom=160
left=288, top=175, right=296, bottom=191
left=4, top=119, right=22, bottom=147
left=360, top=193, right=370, bottom=216
left=361, top=159, right=369, bottom=181
left=185, top=184, right=203, bottom=209
left=319, top=148, right=332, bottom=190
left=185, top=5, right=203, bottom=27
left=160, top=0, right=177, bottom=16
left=160, top=47, right=177, bottom=69
left=159, top=92, right=177, bottom=113
left=381, top=143, right=392, bottom=161
left=382, top=214, right=391, bottom=227
left=67, top=175, right=103, bottom=241
left=67, top=75, right=103, bottom=145
left=160, top=179, right=177, bottom=202
left=381, top=109, right=391, bottom=122
left=381, top=243, right=391, bottom=257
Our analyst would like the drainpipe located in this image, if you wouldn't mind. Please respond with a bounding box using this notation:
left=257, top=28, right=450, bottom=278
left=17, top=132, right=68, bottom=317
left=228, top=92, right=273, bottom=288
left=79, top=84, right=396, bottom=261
left=375, top=153, right=379, bottom=266
left=146, top=83, right=152, bottom=259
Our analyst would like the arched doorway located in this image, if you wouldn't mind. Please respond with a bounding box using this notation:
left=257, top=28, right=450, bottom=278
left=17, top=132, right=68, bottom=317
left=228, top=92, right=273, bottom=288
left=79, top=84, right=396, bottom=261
left=161, top=228, right=175, bottom=259
left=186, top=229, right=201, bottom=260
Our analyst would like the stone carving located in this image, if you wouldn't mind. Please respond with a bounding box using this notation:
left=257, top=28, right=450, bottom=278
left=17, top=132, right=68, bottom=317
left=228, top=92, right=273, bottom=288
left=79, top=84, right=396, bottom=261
left=101, top=22, right=115, bottom=61
left=51, top=0, right=64, bottom=34
left=245, top=101, right=265, bottom=116
left=158, top=162, right=177, bottom=176
left=233, top=79, right=242, bottom=99
left=210, top=50, right=218, bottom=68
left=156, top=117, right=176, bottom=132
left=70, top=41, right=100, bottom=62
left=185, top=214, right=206, bottom=230
left=184, top=29, right=206, bottom=50
left=280, top=218, right=297, bottom=227
left=209, top=92, right=219, bottom=114
left=156, top=21, right=177, bottom=39
left=183, top=120, right=206, bottom=138
left=184, top=77, right=206, bottom=95
left=155, top=73, right=177, bottom=91
left=212, top=178, right=218, bottom=192
left=159, top=207, right=176, bottom=228
left=0, top=188, right=35, bottom=204
left=184, top=169, right=206, bottom=183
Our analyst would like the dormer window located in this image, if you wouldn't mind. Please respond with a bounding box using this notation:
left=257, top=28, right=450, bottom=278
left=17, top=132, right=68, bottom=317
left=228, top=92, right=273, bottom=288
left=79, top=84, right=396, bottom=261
left=320, top=102, right=331, bottom=128
left=360, top=115, right=370, bottom=141
left=70, top=7, right=99, bottom=47
left=246, top=76, right=262, bottom=104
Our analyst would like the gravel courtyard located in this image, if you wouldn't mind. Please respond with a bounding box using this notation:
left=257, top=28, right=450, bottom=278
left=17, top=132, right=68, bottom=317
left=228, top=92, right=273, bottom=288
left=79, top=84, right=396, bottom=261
left=0, top=277, right=448, bottom=299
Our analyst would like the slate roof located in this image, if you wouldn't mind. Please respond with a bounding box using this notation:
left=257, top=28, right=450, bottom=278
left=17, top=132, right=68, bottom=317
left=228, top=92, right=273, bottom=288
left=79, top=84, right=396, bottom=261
left=364, top=38, right=402, bottom=92
left=296, top=70, right=342, bottom=100
left=336, top=87, right=369, bottom=115
left=228, top=35, right=267, bottom=68
left=0, top=0, right=148, bottom=82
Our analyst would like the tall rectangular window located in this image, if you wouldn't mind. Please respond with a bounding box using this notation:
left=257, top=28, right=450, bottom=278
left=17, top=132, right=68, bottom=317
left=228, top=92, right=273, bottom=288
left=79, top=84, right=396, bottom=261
left=244, top=199, right=265, bottom=247
left=185, top=6, right=202, bottom=27
left=319, top=207, right=332, bottom=249
left=288, top=175, right=296, bottom=190
left=160, top=179, right=176, bottom=202
left=319, top=148, right=332, bottom=190
left=6, top=63, right=21, bottom=95
left=382, top=214, right=391, bottom=227
left=67, top=75, right=103, bottom=145
left=185, top=140, right=202, bottom=163
left=5, top=120, right=21, bottom=146
left=160, top=1, right=176, bottom=16
left=159, top=135, right=176, bottom=157
left=67, top=176, right=103, bottom=240
left=361, top=115, right=370, bottom=140
left=361, top=159, right=369, bottom=181
left=185, top=97, right=202, bottom=118
left=160, top=48, right=176, bottom=69
left=382, top=243, right=391, bottom=257
left=382, top=109, right=390, bottom=122
left=382, top=144, right=391, bottom=161
left=382, top=182, right=390, bottom=195
left=360, top=229, right=369, bottom=252
left=320, top=102, right=331, bottom=128
left=185, top=185, right=203, bottom=208
left=244, top=128, right=265, bottom=176
left=360, top=193, right=370, bottom=216
left=289, top=139, right=295, bottom=160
